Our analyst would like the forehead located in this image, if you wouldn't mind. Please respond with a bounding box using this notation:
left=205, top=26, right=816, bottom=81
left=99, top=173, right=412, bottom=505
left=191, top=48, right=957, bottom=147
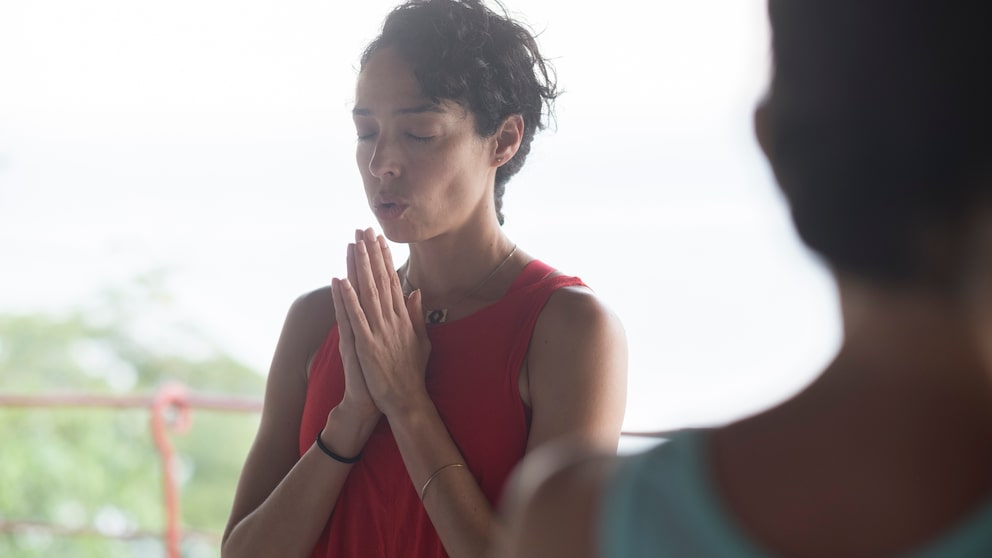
left=355, top=48, right=428, bottom=112
left=354, top=47, right=469, bottom=121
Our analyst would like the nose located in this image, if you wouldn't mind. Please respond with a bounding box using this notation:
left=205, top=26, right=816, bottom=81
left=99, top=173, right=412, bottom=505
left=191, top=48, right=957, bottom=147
left=367, top=136, right=400, bottom=179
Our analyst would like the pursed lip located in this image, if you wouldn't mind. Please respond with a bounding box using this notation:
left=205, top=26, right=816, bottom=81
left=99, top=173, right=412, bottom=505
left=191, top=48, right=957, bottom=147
left=372, top=193, right=409, bottom=220
left=373, top=192, right=408, bottom=207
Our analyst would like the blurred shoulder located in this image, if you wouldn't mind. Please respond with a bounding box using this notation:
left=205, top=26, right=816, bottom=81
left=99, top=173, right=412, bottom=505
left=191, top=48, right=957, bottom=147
left=499, top=438, right=621, bottom=558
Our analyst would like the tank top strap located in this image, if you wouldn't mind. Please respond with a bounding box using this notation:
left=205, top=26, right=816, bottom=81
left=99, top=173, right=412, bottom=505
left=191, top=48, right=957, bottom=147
left=505, top=260, right=588, bottom=386
left=508, top=259, right=585, bottom=294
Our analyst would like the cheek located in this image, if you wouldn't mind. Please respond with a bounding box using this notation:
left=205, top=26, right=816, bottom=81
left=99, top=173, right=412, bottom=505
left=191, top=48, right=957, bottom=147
left=413, top=151, right=459, bottom=187
left=355, top=143, right=372, bottom=172
left=439, top=142, right=488, bottom=181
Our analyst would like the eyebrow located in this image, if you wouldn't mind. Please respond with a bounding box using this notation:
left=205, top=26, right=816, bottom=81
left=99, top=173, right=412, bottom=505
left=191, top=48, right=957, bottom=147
left=352, top=102, right=444, bottom=117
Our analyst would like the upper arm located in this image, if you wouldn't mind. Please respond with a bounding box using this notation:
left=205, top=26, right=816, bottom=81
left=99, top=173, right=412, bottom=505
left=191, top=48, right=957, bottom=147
left=223, top=287, right=336, bottom=541
left=524, top=286, right=628, bottom=454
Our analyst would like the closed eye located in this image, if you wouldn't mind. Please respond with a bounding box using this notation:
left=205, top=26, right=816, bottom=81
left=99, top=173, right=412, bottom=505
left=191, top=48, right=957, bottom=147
left=406, top=133, right=436, bottom=143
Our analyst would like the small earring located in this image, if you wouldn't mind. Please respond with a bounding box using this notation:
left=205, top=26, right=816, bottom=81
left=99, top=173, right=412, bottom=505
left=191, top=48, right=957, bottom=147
left=496, top=157, right=503, bottom=163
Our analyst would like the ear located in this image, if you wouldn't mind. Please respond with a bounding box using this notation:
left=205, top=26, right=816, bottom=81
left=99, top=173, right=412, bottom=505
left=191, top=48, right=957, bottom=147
left=754, top=100, right=773, bottom=162
left=492, top=114, right=525, bottom=168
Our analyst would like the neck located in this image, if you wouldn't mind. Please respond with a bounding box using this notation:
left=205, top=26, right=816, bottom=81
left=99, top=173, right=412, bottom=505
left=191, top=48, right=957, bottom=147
left=402, top=226, right=517, bottom=308
left=837, top=277, right=977, bottom=371
left=812, top=275, right=992, bottom=421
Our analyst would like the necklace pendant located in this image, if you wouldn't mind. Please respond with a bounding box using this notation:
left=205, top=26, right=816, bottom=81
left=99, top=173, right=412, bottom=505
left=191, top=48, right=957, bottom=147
left=426, top=308, right=448, bottom=325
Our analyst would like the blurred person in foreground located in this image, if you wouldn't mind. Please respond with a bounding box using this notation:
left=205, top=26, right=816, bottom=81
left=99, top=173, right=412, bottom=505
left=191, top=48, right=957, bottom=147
left=221, top=1, right=627, bottom=557
left=497, top=0, right=992, bottom=556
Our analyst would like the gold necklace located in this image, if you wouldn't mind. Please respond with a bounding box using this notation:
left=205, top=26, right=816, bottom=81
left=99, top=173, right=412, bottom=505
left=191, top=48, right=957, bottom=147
left=402, top=244, right=518, bottom=324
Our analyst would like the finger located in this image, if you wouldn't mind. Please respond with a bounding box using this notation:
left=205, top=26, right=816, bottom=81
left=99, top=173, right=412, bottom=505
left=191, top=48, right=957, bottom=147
left=363, top=229, right=392, bottom=311
left=346, top=243, right=360, bottom=303
left=406, top=288, right=430, bottom=340
left=331, top=278, right=356, bottom=348
left=349, top=227, right=365, bottom=296
left=340, top=277, right=374, bottom=339
left=334, top=279, right=374, bottom=404
left=353, top=241, right=384, bottom=331
left=379, top=235, right=406, bottom=315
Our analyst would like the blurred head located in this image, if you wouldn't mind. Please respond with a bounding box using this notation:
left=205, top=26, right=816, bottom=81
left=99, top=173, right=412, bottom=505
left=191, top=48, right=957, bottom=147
left=758, top=0, right=992, bottom=290
left=360, top=0, right=558, bottom=225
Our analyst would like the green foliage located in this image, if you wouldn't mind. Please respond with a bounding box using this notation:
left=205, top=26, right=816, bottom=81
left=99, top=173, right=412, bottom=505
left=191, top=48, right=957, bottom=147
left=0, top=277, right=265, bottom=557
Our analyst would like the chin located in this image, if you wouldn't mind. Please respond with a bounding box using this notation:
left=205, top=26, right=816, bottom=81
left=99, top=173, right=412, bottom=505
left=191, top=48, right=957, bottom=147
left=376, top=221, right=417, bottom=245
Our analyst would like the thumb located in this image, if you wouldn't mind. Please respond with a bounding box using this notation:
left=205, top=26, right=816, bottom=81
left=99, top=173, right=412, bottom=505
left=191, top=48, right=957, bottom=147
left=406, top=289, right=429, bottom=338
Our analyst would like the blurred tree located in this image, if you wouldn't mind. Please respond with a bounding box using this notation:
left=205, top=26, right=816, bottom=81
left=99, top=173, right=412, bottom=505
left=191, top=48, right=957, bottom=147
left=0, top=273, right=266, bottom=557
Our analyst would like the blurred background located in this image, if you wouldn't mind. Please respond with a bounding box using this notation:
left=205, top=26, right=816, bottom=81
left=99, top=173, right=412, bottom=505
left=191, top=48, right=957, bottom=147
left=0, top=0, right=840, bottom=555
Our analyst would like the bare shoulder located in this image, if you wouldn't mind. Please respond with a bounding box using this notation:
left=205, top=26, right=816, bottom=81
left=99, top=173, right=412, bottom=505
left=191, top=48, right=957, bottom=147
left=267, top=285, right=338, bottom=379
left=536, top=284, right=625, bottom=339
left=523, top=282, right=628, bottom=451
left=497, top=439, right=620, bottom=558
left=529, top=284, right=627, bottom=378
left=245, top=286, right=336, bottom=450
left=250, top=283, right=338, bottom=437
left=283, top=286, right=337, bottom=355
left=251, top=286, right=337, bottom=423
left=223, top=285, right=338, bottom=542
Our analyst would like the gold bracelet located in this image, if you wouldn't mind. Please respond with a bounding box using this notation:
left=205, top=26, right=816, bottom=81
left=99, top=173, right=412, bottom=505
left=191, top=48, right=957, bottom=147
left=419, top=463, right=465, bottom=501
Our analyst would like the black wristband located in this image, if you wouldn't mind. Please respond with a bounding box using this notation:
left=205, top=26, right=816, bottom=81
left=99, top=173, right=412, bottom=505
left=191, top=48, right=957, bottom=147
left=315, top=431, right=362, bottom=464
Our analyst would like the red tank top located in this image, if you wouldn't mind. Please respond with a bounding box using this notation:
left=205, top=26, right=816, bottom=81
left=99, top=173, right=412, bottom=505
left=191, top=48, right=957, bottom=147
left=299, top=260, right=585, bottom=557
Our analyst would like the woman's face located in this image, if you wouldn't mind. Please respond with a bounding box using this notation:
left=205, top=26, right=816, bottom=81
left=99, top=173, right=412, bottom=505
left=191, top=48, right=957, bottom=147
left=353, top=47, right=498, bottom=243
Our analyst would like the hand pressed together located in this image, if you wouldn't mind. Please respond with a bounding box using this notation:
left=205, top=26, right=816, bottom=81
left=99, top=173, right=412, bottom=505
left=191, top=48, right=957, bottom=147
left=331, top=228, right=433, bottom=419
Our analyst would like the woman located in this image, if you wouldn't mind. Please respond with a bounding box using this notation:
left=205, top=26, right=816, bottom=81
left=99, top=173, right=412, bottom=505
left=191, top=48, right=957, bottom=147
left=498, top=0, right=992, bottom=556
left=221, top=1, right=628, bottom=557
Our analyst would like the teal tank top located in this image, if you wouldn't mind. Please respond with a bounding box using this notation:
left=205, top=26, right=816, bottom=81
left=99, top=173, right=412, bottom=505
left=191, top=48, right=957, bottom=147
left=600, top=429, right=992, bottom=557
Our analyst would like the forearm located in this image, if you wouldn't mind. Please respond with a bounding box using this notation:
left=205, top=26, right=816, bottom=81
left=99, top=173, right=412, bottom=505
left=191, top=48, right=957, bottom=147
left=222, top=408, right=378, bottom=558
left=389, top=402, right=501, bottom=558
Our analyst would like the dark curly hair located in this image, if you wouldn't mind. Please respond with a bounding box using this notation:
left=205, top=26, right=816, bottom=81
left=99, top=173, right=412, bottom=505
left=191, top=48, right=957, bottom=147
left=360, top=0, right=559, bottom=225
left=765, top=0, right=992, bottom=287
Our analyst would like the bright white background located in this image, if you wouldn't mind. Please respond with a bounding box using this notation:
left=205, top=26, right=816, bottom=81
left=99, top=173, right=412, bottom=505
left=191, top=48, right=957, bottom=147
left=0, top=0, right=841, bottom=433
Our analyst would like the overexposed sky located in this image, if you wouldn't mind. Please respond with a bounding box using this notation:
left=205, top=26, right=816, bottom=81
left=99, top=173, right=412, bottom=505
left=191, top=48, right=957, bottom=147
left=0, top=0, right=841, bottom=432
